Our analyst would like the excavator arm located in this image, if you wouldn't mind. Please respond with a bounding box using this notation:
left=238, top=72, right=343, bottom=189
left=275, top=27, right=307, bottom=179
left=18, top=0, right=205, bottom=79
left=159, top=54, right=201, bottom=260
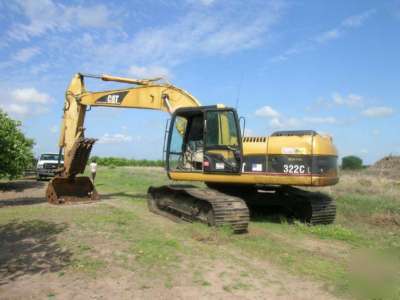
left=47, top=73, right=201, bottom=203
left=59, top=73, right=200, bottom=176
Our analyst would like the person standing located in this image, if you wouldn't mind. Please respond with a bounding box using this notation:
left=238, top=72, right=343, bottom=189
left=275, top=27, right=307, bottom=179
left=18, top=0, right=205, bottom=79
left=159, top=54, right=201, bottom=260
left=89, top=159, right=97, bottom=182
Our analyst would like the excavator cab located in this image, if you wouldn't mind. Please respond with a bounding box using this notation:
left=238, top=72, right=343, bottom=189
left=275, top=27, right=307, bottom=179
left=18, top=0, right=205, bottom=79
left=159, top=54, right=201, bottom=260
left=166, top=106, right=242, bottom=175
left=149, top=105, right=249, bottom=232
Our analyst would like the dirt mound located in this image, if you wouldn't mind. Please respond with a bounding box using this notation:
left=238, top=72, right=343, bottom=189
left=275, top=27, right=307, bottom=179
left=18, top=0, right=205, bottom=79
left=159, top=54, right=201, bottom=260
left=368, top=155, right=400, bottom=180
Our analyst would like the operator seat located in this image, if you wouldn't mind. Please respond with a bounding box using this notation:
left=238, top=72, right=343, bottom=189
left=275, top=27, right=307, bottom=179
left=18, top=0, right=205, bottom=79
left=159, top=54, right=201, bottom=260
left=183, top=115, right=204, bottom=170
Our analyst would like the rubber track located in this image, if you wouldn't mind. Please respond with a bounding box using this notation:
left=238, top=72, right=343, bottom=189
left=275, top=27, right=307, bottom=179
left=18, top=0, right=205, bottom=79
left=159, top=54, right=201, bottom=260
left=308, top=192, right=336, bottom=225
left=282, top=187, right=336, bottom=225
left=148, top=185, right=249, bottom=233
left=206, top=184, right=336, bottom=225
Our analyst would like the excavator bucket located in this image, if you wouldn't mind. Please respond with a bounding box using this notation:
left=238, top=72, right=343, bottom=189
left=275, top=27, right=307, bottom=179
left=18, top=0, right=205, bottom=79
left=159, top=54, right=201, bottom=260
left=46, top=176, right=99, bottom=204
left=46, top=137, right=99, bottom=204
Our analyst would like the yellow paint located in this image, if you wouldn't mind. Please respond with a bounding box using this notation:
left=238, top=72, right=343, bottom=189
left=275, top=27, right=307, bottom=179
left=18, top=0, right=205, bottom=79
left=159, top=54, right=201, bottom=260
left=169, top=171, right=338, bottom=187
left=242, top=135, right=337, bottom=157
left=59, top=73, right=339, bottom=187
left=80, top=85, right=200, bottom=111
left=59, top=73, right=201, bottom=176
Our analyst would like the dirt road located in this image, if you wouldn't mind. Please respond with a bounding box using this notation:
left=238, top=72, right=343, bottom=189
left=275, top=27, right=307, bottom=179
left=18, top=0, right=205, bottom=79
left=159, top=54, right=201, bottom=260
left=0, top=178, right=342, bottom=300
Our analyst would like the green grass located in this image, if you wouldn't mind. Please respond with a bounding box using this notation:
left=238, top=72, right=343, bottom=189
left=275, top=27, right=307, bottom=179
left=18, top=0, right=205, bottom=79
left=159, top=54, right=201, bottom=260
left=338, top=194, right=400, bottom=215
left=1, top=167, right=400, bottom=299
left=71, top=256, right=107, bottom=277
left=88, top=166, right=170, bottom=194
left=293, top=222, right=364, bottom=244
left=131, top=238, right=181, bottom=267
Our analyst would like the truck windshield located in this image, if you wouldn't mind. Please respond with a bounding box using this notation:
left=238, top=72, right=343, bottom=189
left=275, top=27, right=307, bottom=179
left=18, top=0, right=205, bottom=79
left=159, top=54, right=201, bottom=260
left=40, top=154, right=63, bottom=160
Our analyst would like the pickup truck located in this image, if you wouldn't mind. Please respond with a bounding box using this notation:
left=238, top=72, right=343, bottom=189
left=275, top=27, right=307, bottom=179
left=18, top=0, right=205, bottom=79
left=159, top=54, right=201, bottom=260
left=36, top=153, right=64, bottom=180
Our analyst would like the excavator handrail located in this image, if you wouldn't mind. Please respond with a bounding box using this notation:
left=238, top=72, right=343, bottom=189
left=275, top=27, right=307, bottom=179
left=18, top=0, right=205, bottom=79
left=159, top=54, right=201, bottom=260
left=79, top=73, right=164, bottom=85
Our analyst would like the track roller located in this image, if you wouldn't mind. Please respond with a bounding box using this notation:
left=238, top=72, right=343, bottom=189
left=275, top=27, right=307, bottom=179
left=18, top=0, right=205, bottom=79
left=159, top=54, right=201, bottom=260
left=148, top=185, right=249, bottom=233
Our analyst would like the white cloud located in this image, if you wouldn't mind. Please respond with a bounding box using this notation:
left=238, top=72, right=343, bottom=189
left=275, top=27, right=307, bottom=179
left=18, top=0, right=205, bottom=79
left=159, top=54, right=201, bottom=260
left=341, top=10, right=375, bottom=28
left=255, top=105, right=280, bottom=118
left=309, top=92, right=365, bottom=111
left=269, top=117, right=302, bottom=129
left=73, top=5, right=112, bottom=28
left=255, top=105, right=300, bottom=129
left=361, top=106, right=394, bottom=118
left=13, top=47, right=41, bottom=62
left=11, top=88, right=51, bottom=104
left=315, top=10, right=375, bottom=44
left=371, top=129, right=380, bottom=136
left=2, top=103, right=29, bottom=115
left=332, top=92, right=364, bottom=107
left=271, top=9, right=375, bottom=62
left=3, top=1, right=284, bottom=77
left=198, top=0, right=216, bottom=5
left=98, top=133, right=133, bottom=144
left=90, top=1, right=284, bottom=69
left=0, top=46, right=42, bottom=69
left=7, top=1, right=117, bottom=41
left=50, top=125, right=58, bottom=134
left=0, top=87, right=52, bottom=117
left=128, top=65, right=171, bottom=79
left=315, top=29, right=340, bottom=43
left=255, top=105, right=338, bottom=129
left=303, top=116, right=337, bottom=124
left=30, top=62, right=50, bottom=75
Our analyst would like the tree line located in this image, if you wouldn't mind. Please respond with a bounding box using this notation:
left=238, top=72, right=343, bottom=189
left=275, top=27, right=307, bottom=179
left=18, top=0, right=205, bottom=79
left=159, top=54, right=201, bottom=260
left=89, top=156, right=164, bottom=167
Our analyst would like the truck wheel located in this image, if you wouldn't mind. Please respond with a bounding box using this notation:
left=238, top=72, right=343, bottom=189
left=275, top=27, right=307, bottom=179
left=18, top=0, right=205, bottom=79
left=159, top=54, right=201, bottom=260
left=36, top=175, right=42, bottom=181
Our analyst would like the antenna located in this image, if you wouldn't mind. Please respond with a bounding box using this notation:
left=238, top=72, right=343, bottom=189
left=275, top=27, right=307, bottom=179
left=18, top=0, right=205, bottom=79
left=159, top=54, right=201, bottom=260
left=235, top=72, right=244, bottom=110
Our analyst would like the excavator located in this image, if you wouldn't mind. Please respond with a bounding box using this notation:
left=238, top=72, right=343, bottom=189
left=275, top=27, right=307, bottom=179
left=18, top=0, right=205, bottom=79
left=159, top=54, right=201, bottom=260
left=46, top=73, right=338, bottom=232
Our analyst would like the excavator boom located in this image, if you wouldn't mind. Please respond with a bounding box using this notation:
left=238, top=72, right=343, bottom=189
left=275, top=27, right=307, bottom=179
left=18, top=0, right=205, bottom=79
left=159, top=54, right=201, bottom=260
left=48, top=73, right=202, bottom=204
left=59, top=73, right=201, bottom=175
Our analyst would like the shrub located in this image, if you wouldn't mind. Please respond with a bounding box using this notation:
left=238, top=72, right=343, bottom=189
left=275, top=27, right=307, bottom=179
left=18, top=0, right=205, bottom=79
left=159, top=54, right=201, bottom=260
left=0, top=109, right=35, bottom=179
left=89, top=156, right=164, bottom=167
left=342, top=155, right=363, bottom=170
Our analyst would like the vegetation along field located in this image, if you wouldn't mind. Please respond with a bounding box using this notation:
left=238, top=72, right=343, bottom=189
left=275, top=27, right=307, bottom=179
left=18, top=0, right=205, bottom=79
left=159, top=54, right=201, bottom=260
left=1, top=167, right=399, bottom=299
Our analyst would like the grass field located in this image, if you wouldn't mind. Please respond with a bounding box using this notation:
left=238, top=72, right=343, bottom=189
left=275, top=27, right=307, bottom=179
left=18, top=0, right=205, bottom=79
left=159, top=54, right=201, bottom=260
left=0, top=167, right=399, bottom=299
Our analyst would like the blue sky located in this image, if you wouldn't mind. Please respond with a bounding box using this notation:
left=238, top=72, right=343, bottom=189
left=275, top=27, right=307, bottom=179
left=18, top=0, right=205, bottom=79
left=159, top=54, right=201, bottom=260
left=0, top=0, right=399, bottom=164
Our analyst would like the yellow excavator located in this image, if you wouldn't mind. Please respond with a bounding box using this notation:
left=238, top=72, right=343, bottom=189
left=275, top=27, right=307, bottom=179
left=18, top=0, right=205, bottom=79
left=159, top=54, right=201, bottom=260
left=47, top=73, right=338, bottom=232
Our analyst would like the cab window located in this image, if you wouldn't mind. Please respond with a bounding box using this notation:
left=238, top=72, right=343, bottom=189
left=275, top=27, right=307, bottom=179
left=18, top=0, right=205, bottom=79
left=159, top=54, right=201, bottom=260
left=206, top=111, right=239, bottom=147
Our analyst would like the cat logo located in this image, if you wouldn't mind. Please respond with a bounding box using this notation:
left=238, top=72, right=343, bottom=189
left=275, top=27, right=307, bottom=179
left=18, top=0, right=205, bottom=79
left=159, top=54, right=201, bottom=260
left=107, top=94, right=120, bottom=104
left=95, top=91, right=128, bottom=105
